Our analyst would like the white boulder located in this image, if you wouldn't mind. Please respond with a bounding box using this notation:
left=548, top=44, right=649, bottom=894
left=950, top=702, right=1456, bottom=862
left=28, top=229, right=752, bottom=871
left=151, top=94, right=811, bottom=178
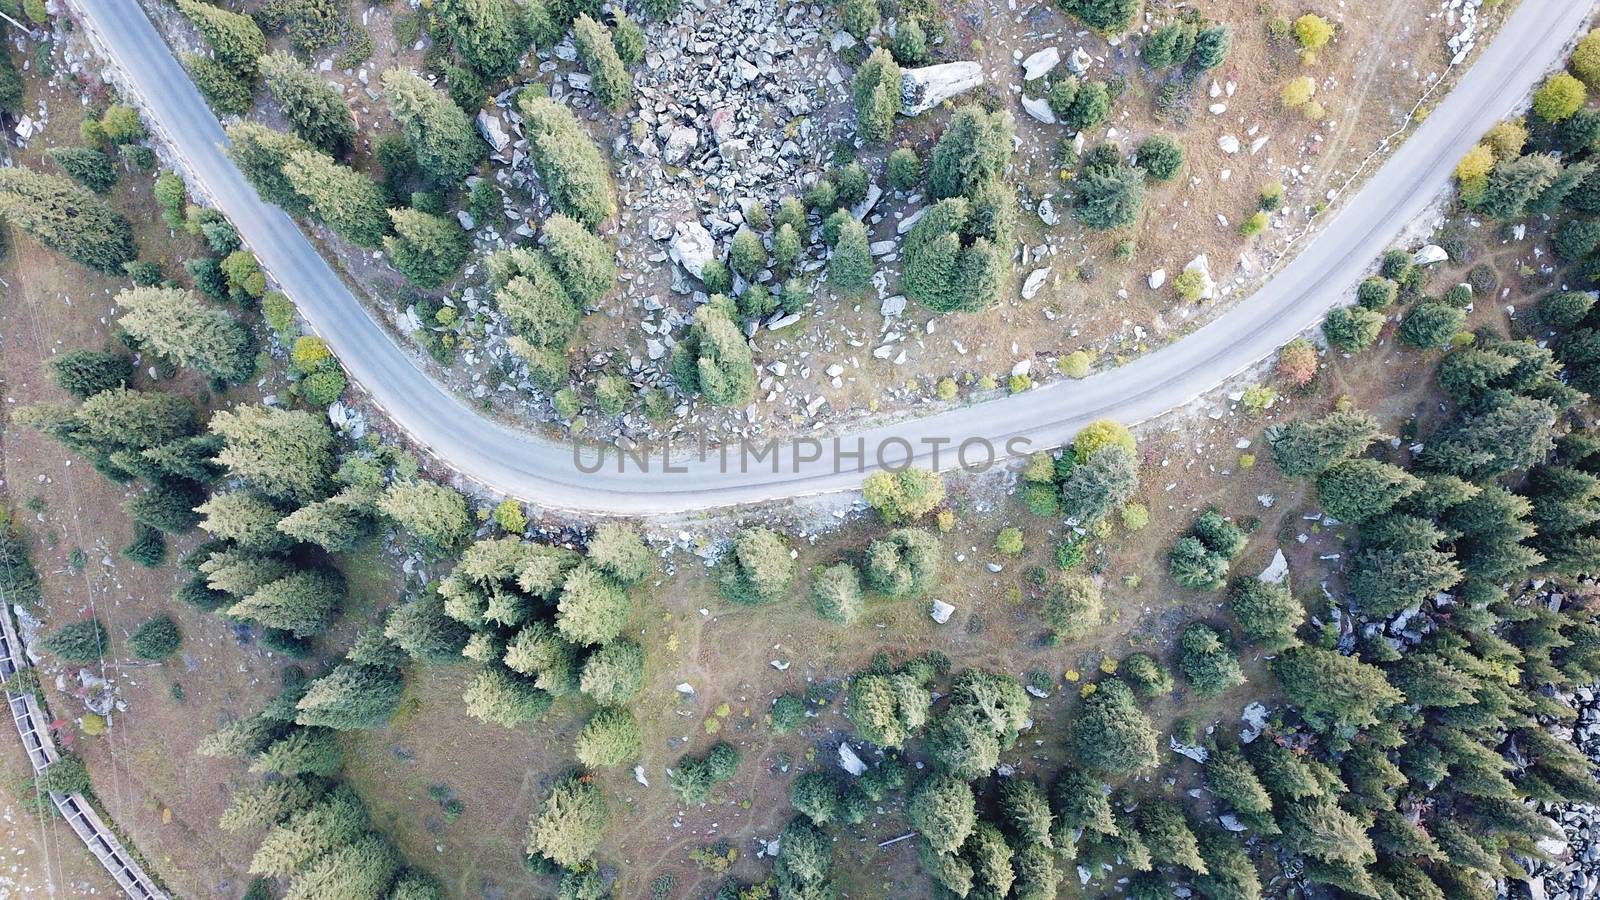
left=901, top=62, right=984, bottom=116
left=669, top=221, right=716, bottom=280
left=1413, top=244, right=1449, bottom=266
left=1020, top=95, right=1055, bottom=124
left=930, top=599, right=955, bottom=624
left=1022, top=267, right=1050, bottom=300
left=1021, top=47, right=1059, bottom=81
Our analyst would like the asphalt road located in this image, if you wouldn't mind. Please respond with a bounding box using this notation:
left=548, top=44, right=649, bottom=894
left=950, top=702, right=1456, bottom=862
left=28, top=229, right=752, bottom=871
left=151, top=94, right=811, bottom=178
left=68, top=0, right=1594, bottom=514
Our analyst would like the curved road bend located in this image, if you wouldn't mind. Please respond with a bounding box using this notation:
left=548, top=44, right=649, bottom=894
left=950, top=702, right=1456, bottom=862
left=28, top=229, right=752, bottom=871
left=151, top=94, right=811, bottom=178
left=69, top=0, right=1595, bottom=514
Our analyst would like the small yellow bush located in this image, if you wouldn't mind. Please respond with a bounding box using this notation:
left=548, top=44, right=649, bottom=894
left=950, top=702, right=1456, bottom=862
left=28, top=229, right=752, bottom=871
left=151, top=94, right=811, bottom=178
left=1282, top=76, right=1316, bottom=108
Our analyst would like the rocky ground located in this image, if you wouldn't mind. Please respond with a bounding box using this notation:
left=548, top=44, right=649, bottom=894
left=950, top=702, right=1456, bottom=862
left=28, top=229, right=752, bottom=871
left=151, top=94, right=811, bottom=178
left=1522, top=608, right=1600, bottom=900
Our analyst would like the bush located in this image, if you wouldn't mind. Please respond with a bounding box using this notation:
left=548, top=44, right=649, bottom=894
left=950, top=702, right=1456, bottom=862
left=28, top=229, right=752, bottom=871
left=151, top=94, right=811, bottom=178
left=1356, top=277, right=1398, bottom=310
left=526, top=776, right=607, bottom=868
left=1292, top=14, right=1334, bottom=53
left=1059, top=0, right=1139, bottom=33
left=612, top=13, right=645, bottom=66
left=41, top=619, right=107, bottom=663
left=862, top=468, right=945, bottom=523
left=1067, top=678, right=1158, bottom=776
left=995, top=527, right=1024, bottom=557
left=1535, top=72, right=1587, bottom=122
left=1121, top=653, right=1172, bottom=698
left=1276, top=338, right=1318, bottom=389
left=39, top=754, right=93, bottom=796
left=1282, top=76, right=1316, bottom=108
left=1043, top=572, right=1101, bottom=642
left=129, top=615, right=182, bottom=660
left=771, top=695, right=806, bottom=734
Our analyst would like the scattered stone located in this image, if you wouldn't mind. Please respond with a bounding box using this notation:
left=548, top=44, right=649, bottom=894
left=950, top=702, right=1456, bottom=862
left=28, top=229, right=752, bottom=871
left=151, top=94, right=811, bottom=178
left=1148, top=268, right=1166, bottom=290
left=838, top=743, right=867, bottom=776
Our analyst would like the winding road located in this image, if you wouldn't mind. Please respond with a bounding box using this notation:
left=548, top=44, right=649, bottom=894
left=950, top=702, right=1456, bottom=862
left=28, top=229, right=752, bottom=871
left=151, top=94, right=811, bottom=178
left=68, top=0, right=1594, bottom=515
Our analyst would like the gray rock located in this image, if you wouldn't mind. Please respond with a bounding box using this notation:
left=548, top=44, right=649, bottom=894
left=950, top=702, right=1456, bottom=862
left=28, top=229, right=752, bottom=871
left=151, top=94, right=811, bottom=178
left=1021, top=47, right=1059, bottom=81
left=901, top=62, right=984, bottom=116
left=1022, top=267, right=1050, bottom=300
left=1020, top=95, right=1055, bottom=124
left=476, top=110, right=511, bottom=156
left=669, top=220, right=716, bottom=280
left=661, top=125, right=699, bottom=165
left=1413, top=244, right=1449, bottom=266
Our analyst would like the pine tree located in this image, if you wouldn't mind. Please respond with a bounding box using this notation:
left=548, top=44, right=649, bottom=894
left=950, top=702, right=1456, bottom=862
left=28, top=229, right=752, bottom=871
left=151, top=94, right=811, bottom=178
left=1193, top=828, right=1262, bottom=900
left=381, top=68, right=484, bottom=181
left=294, top=664, right=404, bottom=730
left=572, top=15, right=630, bottom=111
left=1051, top=769, right=1117, bottom=843
left=48, top=348, right=132, bottom=400
left=46, top=146, right=117, bottom=193
left=1059, top=444, right=1139, bottom=524
left=1273, top=645, right=1404, bottom=729
left=435, top=0, right=532, bottom=80
left=669, top=300, right=755, bottom=405
left=578, top=640, right=644, bottom=704
left=119, top=285, right=255, bottom=384
left=220, top=777, right=323, bottom=833
left=282, top=834, right=399, bottom=900
left=926, top=707, right=1001, bottom=779
left=929, top=106, right=1013, bottom=201
left=211, top=404, right=337, bottom=504
left=226, top=123, right=316, bottom=217
left=0, top=167, right=137, bottom=274
left=250, top=727, right=343, bottom=777
left=555, top=563, right=631, bottom=645
left=231, top=570, right=345, bottom=638
left=282, top=149, right=390, bottom=247
left=828, top=217, right=874, bottom=297
left=863, top=527, right=940, bottom=598
left=1315, top=458, right=1422, bottom=523
left=716, top=527, right=795, bottom=605
left=384, top=208, right=469, bottom=289
left=585, top=524, right=652, bottom=586
left=249, top=785, right=368, bottom=876
left=851, top=48, right=902, bottom=143
left=1139, top=800, right=1207, bottom=873
left=1178, top=623, right=1244, bottom=696
left=40, top=619, right=106, bottom=663
left=176, top=0, right=265, bottom=76
left=908, top=775, right=976, bottom=854
left=526, top=776, right=608, bottom=867
left=902, top=197, right=1007, bottom=313
left=1043, top=571, right=1102, bottom=642
left=845, top=671, right=929, bottom=748
left=1067, top=677, right=1158, bottom=776
left=1267, top=409, right=1383, bottom=478
left=275, top=491, right=373, bottom=552
left=999, top=779, right=1054, bottom=848
left=518, top=94, right=617, bottom=228
left=812, top=562, right=864, bottom=625
left=128, top=615, right=182, bottom=660
left=379, top=479, right=471, bottom=549
left=862, top=468, right=946, bottom=523
left=1074, top=160, right=1147, bottom=230
left=259, top=51, right=355, bottom=156
left=1227, top=578, right=1303, bottom=651
left=542, top=213, right=615, bottom=305
left=1205, top=746, right=1276, bottom=832
left=463, top=664, right=553, bottom=726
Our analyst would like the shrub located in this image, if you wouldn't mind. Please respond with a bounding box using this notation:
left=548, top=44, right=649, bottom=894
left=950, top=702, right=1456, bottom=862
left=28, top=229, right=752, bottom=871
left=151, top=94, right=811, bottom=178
left=1535, top=72, right=1587, bottom=122
left=1061, top=80, right=1111, bottom=132
left=865, top=528, right=940, bottom=598
left=1292, top=14, right=1334, bottom=53
left=1282, top=76, right=1316, bottom=108
left=862, top=468, right=945, bottom=523
left=1574, top=28, right=1600, bottom=87
left=1121, top=653, right=1172, bottom=698
left=729, top=227, right=765, bottom=279
left=1277, top=338, right=1318, bottom=389
left=39, top=754, right=93, bottom=796
left=892, top=18, right=928, bottom=65
left=1399, top=302, right=1466, bottom=350
left=1059, top=0, right=1139, bottom=33
left=908, top=775, right=975, bottom=854
left=1043, top=572, right=1101, bottom=642
left=611, top=13, right=645, bottom=66
left=1173, top=269, right=1206, bottom=301
left=669, top=300, right=754, bottom=405
left=995, top=527, right=1024, bottom=557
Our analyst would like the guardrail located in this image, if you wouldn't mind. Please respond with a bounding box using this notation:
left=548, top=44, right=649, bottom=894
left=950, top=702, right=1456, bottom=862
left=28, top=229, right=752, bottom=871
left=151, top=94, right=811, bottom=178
left=0, top=598, right=167, bottom=899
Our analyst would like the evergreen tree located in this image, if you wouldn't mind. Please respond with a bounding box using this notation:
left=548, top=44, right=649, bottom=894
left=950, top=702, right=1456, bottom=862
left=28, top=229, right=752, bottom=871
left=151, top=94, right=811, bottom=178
left=249, top=785, right=368, bottom=876
left=518, top=94, right=617, bottom=227
left=1060, top=0, right=1138, bottom=33
left=1074, top=159, right=1147, bottom=230
left=231, top=570, right=345, bottom=638
left=1315, top=458, right=1422, bottom=523
left=260, top=51, right=355, bottom=156
left=1058, top=444, right=1140, bottom=524
left=379, top=479, right=471, bottom=550
left=40, top=619, right=107, bottom=663
left=930, top=106, right=1013, bottom=201
left=463, top=664, right=553, bottom=726
left=542, top=213, right=616, bottom=305
left=211, top=404, right=337, bottom=504
left=1043, top=571, right=1102, bottom=642
left=177, top=0, right=265, bottom=76
left=527, top=776, right=608, bottom=868
left=293, top=664, right=404, bottom=730
left=575, top=706, right=640, bottom=767
left=908, top=774, right=976, bottom=854
left=1205, top=746, right=1276, bottom=832
left=47, top=348, right=132, bottom=400
left=385, top=208, right=469, bottom=289
left=226, top=123, right=316, bottom=217
left=220, top=777, right=323, bottom=833
left=282, top=834, right=399, bottom=900
left=1477, top=153, right=1561, bottom=219
left=828, top=217, right=874, bottom=297
left=1193, top=828, right=1262, bottom=900
left=436, top=0, right=532, bottom=80
left=812, top=562, right=864, bottom=625
left=572, top=15, right=630, bottom=111
left=851, top=48, right=901, bottom=143
left=251, top=727, right=343, bottom=777
left=119, top=286, right=255, bottom=384
left=845, top=671, right=929, bottom=748
left=1227, top=578, right=1302, bottom=651
left=1273, top=645, right=1404, bottom=729
left=1139, top=799, right=1207, bottom=873
left=1067, top=678, right=1158, bottom=776
left=669, top=299, right=754, bottom=405
left=275, top=491, right=373, bottom=552
left=555, top=563, right=632, bottom=645
left=0, top=167, right=137, bottom=273
left=864, top=527, right=940, bottom=598
left=282, top=149, right=390, bottom=247
left=586, top=524, right=652, bottom=586
left=46, top=146, right=117, bottom=193
left=1268, top=409, right=1383, bottom=478
left=1178, top=623, right=1244, bottom=696
left=902, top=197, right=1008, bottom=313
left=716, top=527, right=794, bottom=605
left=578, top=640, right=644, bottom=704
left=382, top=68, right=484, bottom=182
